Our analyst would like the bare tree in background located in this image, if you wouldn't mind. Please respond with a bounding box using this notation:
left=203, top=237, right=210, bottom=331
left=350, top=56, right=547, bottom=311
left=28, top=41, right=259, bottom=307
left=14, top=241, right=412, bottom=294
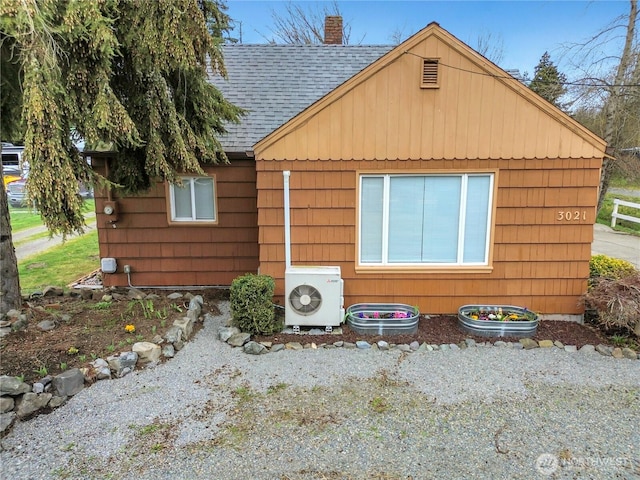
left=564, top=0, right=639, bottom=212
left=266, top=1, right=353, bottom=44
left=474, top=31, right=505, bottom=65
left=388, top=24, right=410, bottom=44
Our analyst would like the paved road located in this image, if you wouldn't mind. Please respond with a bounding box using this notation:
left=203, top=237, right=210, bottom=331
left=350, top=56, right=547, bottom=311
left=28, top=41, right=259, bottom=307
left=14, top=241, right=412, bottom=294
left=13, top=212, right=96, bottom=261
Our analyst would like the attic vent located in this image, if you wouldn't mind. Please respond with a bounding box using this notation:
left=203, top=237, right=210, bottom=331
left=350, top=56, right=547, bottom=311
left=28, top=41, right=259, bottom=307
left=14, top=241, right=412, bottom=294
left=421, top=59, right=439, bottom=88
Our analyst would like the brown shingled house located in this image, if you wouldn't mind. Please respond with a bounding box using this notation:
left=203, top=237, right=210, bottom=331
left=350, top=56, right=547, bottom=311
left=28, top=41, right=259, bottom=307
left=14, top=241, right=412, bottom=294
left=92, top=22, right=607, bottom=320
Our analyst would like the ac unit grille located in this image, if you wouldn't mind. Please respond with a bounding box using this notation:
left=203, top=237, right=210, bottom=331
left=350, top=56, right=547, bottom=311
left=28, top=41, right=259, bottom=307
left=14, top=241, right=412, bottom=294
left=289, top=284, right=322, bottom=316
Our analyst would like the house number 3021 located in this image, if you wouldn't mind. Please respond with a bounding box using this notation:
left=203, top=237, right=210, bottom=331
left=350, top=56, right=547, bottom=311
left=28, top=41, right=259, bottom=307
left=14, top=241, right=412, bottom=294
left=556, top=210, right=587, bottom=221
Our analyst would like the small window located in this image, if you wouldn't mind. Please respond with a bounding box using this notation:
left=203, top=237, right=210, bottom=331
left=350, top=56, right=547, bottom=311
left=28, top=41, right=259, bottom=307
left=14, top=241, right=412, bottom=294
left=169, top=176, right=217, bottom=223
left=421, top=59, right=439, bottom=88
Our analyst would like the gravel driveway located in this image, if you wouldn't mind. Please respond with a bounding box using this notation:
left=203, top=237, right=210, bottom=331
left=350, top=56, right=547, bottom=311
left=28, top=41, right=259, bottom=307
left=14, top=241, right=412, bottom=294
left=1, top=302, right=639, bottom=479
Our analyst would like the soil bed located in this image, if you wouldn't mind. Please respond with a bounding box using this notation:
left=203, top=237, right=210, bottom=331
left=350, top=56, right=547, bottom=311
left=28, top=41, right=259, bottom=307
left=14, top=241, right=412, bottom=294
left=255, top=315, right=610, bottom=348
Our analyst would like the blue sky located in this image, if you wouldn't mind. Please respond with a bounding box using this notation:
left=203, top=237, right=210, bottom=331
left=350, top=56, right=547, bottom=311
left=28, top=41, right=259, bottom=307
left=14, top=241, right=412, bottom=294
left=225, top=1, right=630, bottom=79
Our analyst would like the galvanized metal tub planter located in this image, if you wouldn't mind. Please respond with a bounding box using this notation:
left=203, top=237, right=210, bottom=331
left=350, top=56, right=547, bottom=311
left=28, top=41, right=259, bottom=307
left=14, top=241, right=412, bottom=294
left=346, top=303, right=420, bottom=335
left=458, top=305, right=539, bottom=338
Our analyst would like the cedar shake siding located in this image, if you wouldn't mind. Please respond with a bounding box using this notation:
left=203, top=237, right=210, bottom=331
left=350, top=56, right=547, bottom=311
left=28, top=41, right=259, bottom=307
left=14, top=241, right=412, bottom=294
left=93, top=157, right=259, bottom=287
left=255, top=158, right=601, bottom=315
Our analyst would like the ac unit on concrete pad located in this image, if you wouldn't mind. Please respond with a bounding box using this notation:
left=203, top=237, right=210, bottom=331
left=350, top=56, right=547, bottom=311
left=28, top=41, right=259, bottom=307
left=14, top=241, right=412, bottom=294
left=285, top=266, right=344, bottom=331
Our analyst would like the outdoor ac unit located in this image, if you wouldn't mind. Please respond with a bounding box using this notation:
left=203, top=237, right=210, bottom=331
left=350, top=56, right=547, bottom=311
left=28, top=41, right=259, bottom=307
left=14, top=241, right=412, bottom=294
left=285, top=266, right=344, bottom=328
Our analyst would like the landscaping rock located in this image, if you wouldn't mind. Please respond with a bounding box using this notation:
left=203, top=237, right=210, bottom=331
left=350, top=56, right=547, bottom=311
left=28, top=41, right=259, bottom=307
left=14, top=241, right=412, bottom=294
left=167, top=292, right=183, bottom=300
left=227, top=332, right=251, bottom=347
left=164, top=325, right=183, bottom=344
left=4, top=309, right=22, bottom=320
left=538, top=340, right=554, bottom=348
left=189, top=295, right=204, bottom=310
left=16, top=392, right=52, bottom=419
left=285, top=342, right=303, bottom=351
left=127, top=288, right=147, bottom=300
left=465, top=339, right=476, bottom=348
left=410, top=341, right=420, bottom=351
left=0, top=375, right=31, bottom=396
left=11, top=316, right=28, bottom=331
left=52, top=369, right=85, bottom=397
left=218, top=326, right=240, bottom=342
left=579, top=344, right=595, bottom=354
left=596, top=344, right=613, bottom=356
left=377, top=341, right=389, bottom=351
left=519, top=338, right=539, bottom=350
left=611, top=348, right=624, bottom=359
left=132, top=342, right=162, bottom=364
left=80, top=289, right=93, bottom=300
left=48, top=396, right=66, bottom=408
left=554, top=340, right=564, bottom=349
left=244, top=341, right=267, bottom=355
left=564, top=345, right=578, bottom=353
left=0, top=396, right=15, bottom=413
left=107, top=352, right=138, bottom=378
left=621, top=348, right=638, bottom=360
left=0, top=412, right=16, bottom=434
left=356, top=341, right=371, bottom=349
left=162, top=344, right=175, bottom=358
left=37, top=320, right=56, bottom=331
left=174, top=317, right=195, bottom=340
left=42, top=286, right=64, bottom=297
left=271, top=344, right=285, bottom=353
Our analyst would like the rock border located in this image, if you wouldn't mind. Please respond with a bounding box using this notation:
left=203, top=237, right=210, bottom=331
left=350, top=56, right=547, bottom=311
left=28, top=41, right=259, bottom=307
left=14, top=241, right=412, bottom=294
left=0, top=289, right=206, bottom=436
left=219, top=325, right=640, bottom=360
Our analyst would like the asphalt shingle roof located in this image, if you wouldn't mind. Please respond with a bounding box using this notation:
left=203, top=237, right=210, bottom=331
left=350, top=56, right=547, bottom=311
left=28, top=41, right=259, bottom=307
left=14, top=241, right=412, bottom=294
left=210, top=44, right=394, bottom=153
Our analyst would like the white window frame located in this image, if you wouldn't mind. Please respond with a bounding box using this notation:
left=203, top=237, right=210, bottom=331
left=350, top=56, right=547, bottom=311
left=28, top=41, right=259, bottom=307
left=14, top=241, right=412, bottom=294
left=168, top=175, right=218, bottom=224
left=358, top=172, right=494, bottom=268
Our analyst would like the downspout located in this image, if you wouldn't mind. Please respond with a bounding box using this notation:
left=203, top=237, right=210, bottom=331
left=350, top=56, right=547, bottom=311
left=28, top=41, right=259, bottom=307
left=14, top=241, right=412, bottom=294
left=283, top=170, right=291, bottom=269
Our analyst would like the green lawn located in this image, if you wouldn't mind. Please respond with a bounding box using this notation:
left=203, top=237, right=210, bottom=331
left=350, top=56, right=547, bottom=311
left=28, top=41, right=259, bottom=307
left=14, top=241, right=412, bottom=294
left=597, top=193, right=640, bottom=235
left=18, top=230, right=100, bottom=294
left=9, top=200, right=95, bottom=233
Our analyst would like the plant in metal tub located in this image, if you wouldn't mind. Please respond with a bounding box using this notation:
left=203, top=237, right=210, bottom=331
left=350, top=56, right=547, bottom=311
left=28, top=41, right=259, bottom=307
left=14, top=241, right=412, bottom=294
left=458, top=304, right=539, bottom=337
left=346, top=303, right=420, bottom=335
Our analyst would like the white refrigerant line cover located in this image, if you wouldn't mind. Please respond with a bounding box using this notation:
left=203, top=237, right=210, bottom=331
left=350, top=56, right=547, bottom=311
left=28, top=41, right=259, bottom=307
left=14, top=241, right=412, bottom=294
left=283, top=171, right=345, bottom=327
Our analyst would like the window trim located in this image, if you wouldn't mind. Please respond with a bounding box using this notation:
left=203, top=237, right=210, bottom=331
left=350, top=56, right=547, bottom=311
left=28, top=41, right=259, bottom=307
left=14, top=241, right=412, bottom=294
left=166, top=175, right=218, bottom=225
left=355, top=170, right=497, bottom=273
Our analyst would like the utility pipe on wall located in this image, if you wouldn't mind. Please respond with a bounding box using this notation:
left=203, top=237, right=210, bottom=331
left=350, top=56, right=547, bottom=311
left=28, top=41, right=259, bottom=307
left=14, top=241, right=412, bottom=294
left=283, top=170, right=291, bottom=269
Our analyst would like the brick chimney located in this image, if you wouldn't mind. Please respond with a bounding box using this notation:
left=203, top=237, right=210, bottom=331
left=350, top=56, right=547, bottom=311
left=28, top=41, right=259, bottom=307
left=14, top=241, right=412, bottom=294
left=324, top=16, right=343, bottom=44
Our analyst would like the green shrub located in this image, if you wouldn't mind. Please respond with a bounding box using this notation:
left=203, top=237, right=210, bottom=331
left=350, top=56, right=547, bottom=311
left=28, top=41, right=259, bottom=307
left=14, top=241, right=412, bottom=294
left=589, top=255, right=637, bottom=280
left=230, top=274, right=279, bottom=335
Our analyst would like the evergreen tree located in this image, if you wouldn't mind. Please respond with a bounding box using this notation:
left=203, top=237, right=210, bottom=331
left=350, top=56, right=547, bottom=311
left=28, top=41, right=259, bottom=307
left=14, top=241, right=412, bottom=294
left=0, top=0, right=243, bottom=314
left=529, top=52, right=568, bottom=108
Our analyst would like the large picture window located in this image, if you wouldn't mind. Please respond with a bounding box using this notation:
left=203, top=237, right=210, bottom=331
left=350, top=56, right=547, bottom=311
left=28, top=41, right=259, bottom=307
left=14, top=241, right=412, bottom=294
left=359, top=173, right=494, bottom=266
left=169, top=176, right=217, bottom=223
